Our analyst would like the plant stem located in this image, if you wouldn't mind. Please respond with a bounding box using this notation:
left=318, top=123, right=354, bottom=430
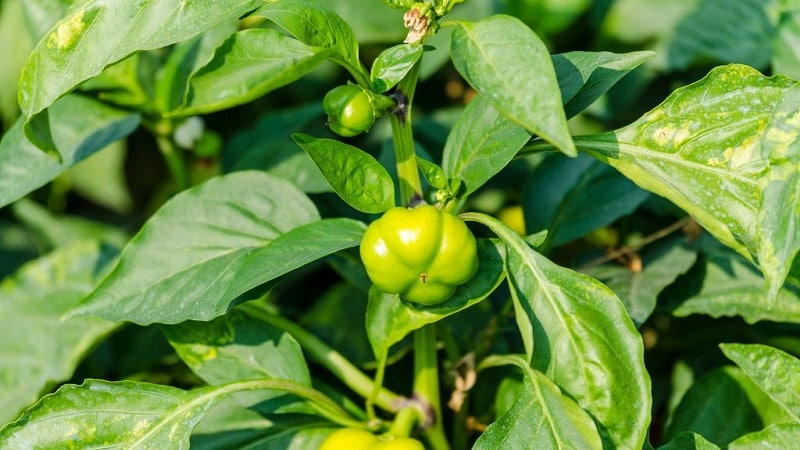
left=390, top=61, right=424, bottom=204
left=154, top=128, right=189, bottom=192
left=244, top=304, right=405, bottom=414
left=387, top=58, right=449, bottom=449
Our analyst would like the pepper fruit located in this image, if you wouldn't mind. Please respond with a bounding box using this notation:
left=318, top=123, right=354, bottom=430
left=323, top=84, right=376, bottom=137
left=360, top=204, right=479, bottom=305
left=319, top=428, right=378, bottom=450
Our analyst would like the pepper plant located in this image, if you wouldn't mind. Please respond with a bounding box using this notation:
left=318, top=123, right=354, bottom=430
left=1, top=0, right=800, bottom=448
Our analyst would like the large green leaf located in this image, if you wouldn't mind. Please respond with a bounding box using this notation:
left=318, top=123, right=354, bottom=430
left=522, top=153, right=650, bottom=250
left=729, top=424, right=800, bottom=450
left=69, top=171, right=365, bottom=325
left=671, top=246, right=800, bottom=324
left=0, top=241, right=119, bottom=426
left=441, top=95, right=531, bottom=197
left=176, top=28, right=329, bottom=116
left=292, top=133, right=395, bottom=213
left=366, top=239, right=505, bottom=362
left=450, top=14, right=576, bottom=156
left=721, top=343, right=800, bottom=421
left=0, top=378, right=342, bottom=449
left=255, top=0, right=366, bottom=83
left=473, top=355, right=602, bottom=450
left=467, top=212, right=651, bottom=449
left=0, top=94, right=140, bottom=209
left=553, top=50, right=654, bottom=118
left=163, top=306, right=311, bottom=386
left=664, top=366, right=791, bottom=447
left=577, top=64, right=800, bottom=304
left=18, top=0, right=262, bottom=153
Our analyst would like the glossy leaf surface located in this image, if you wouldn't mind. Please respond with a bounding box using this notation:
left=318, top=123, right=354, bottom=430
left=451, top=14, right=575, bottom=156
left=470, top=213, right=651, bottom=449
left=473, top=355, right=602, bottom=450
left=70, top=172, right=365, bottom=324
left=18, top=0, right=262, bottom=152
left=578, top=64, right=800, bottom=304
left=293, top=133, right=395, bottom=213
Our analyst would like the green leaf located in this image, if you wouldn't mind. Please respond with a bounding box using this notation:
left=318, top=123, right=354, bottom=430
left=176, top=28, right=329, bottom=116
left=255, top=0, right=366, bottom=83
left=656, top=431, right=721, bottom=450
left=586, top=236, right=697, bottom=327
left=664, top=365, right=790, bottom=447
left=0, top=378, right=337, bottom=449
left=578, top=64, right=800, bottom=305
left=222, top=103, right=329, bottom=193
left=720, top=343, right=800, bottom=421
left=729, top=423, right=800, bottom=450
left=0, top=241, right=119, bottom=426
left=0, top=94, right=140, bottom=209
left=667, top=0, right=776, bottom=71
left=163, top=307, right=311, bottom=386
left=522, top=153, right=650, bottom=250
left=292, top=133, right=395, bottom=214
left=441, top=95, right=531, bottom=197
left=671, top=246, right=800, bottom=324
left=18, top=0, right=262, bottom=153
left=552, top=50, right=654, bottom=118
left=370, top=44, right=424, bottom=93
left=468, top=212, right=651, bottom=450
left=450, top=15, right=575, bottom=156
left=415, top=156, right=448, bottom=190
left=366, top=239, right=505, bottom=361
left=69, top=172, right=366, bottom=325
left=473, top=355, right=603, bottom=450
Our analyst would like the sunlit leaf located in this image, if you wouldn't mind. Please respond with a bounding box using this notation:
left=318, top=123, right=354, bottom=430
left=450, top=14, right=575, bottom=156
left=69, top=172, right=365, bottom=325
left=578, top=64, right=800, bottom=304
left=468, top=212, right=651, bottom=449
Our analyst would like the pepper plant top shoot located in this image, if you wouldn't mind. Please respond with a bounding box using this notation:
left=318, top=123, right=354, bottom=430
left=360, top=204, right=479, bottom=305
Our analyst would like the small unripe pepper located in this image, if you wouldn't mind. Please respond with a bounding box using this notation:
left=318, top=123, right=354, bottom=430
left=323, top=84, right=376, bottom=137
left=360, top=204, right=479, bottom=305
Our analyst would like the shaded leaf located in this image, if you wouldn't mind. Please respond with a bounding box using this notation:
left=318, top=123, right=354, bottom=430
left=522, top=153, right=650, bottom=250
left=578, top=64, right=800, bottom=304
left=441, top=95, right=531, bottom=197
left=366, top=239, right=505, bottom=361
left=657, top=431, right=721, bottom=450
left=70, top=172, right=365, bottom=325
left=163, top=307, right=311, bottom=386
left=18, top=0, right=262, bottom=152
left=0, top=241, right=119, bottom=426
left=468, top=212, right=651, bottom=450
left=450, top=14, right=575, bottom=156
left=586, top=236, right=697, bottom=327
left=553, top=50, right=654, bottom=118
left=473, top=355, right=602, bottom=450
left=721, top=343, right=800, bottom=421
left=667, top=0, right=776, bottom=71
left=292, top=133, right=395, bottom=213
left=0, top=95, right=140, bottom=209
